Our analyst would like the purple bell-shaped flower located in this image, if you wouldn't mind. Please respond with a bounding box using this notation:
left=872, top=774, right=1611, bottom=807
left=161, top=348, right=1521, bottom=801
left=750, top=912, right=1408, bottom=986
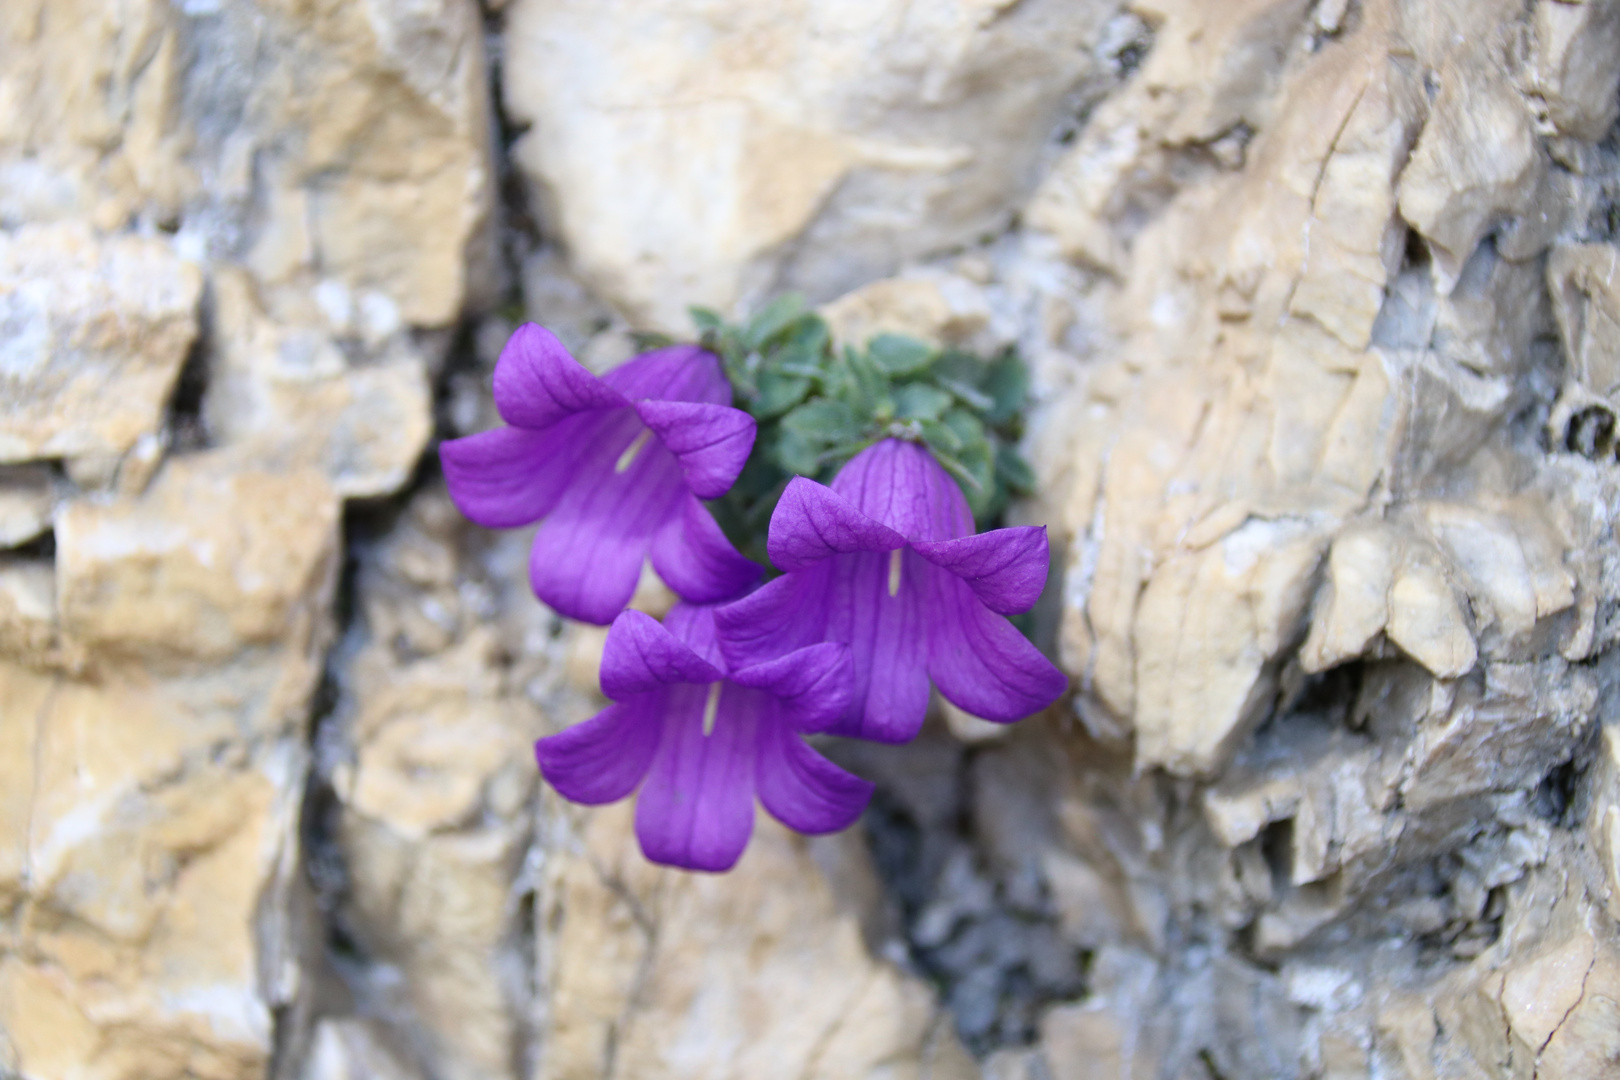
left=716, top=438, right=1067, bottom=743
left=536, top=603, right=873, bottom=872
left=440, top=324, right=760, bottom=624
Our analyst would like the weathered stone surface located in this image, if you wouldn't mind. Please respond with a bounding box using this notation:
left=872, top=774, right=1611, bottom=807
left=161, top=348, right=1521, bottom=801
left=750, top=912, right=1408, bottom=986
left=538, top=799, right=974, bottom=1080
left=503, top=0, right=1125, bottom=329
left=322, top=490, right=542, bottom=1080
left=9, top=0, right=1620, bottom=1076
left=205, top=270, right=434, bottom=499
left=0, top=465, right=53, bottom=549
left=0, top=545, right=328, bottom=1080
left=56, top=451, right=340, bottom=664
left=0, top=450, right=339, bottom=1079
left=301, top=1019, right=425, bottom=1080
left=0, top=223, right=200, bottom=473
left=0, top=0, right=497, bottom=328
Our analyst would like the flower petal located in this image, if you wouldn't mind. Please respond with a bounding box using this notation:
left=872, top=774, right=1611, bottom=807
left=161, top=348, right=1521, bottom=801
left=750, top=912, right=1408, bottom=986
left=756, top=717, right=873, bottom=834
left=730, top=642, right=853, bottom=733
left=635, top=400, right=756, bottom=499
left=927, top=573, right=1068, bottom=723
left=831, top=438, right=973, bottom=541
left=439, top=425, right=572, bottom=529
left=635, top=682, right=759, bottom=872
left=536, top=697, right=661, bottom=805
left=600, top=609, right=724, bottom=698
left=766, top=477, right=906, bottom=573
left=527, top=414, right=688, bottom=624
left=650, top=495, right=762, bottom=605
left=603, top=344, right=732, bottom=405
left=713, top=566, right=829, bottom=670
left=912, top=525, right=1050, bottom=615
left=714, top=553, right=930, bottom=741
left=660, top=600, right=727, bottom=669
left=493, top=323, right=628, bottom=429
left=826, top=550, right=931, bottom=742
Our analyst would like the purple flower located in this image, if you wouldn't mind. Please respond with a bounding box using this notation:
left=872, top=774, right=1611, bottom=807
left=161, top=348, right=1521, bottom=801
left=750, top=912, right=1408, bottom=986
left=715, top=438, right=1066, bottom=743
left=536, top=603, right=873, bottom=872
left=440, top=324, right=760, bottom=624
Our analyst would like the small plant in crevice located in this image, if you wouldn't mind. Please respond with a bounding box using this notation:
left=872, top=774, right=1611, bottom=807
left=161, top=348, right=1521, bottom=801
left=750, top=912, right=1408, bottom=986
left=437, top=301, right=1065, bottom=872
left=637, top=295, right=1036, bottom=565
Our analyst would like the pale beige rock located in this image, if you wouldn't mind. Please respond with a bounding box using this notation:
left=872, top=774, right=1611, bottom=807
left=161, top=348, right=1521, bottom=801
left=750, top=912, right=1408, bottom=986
left=1548, top=242, right=1620, bottom=399
left=941, top=698, right=1014, bottom=744
left=205, top=270, right=434, bottom=499
left=0, top=464, right=53, bottom=548
left=1397, top=73, right=1546, bottom=287
left=0, top=658, right=314, bottom=1080
left=820, top=274, right=995, bottom=351
left=0, top=0, right=496, bottom=328
left=1501, top=930, right=1597, bottom=1053
left=1134, top=0, right=1314, bottom=145
left=1526, top=0, right=1620, bottom=142
left=55, top=451, right=340, bottom=663
left=325, top=489, right=545, bottom=1080
left=538, top=799, right=973, bottom=1080
left=0, top=223, right=200, bottom=469
left=0, top=0, right=194, bottom=229
left=7, top=0, right=1620, bottom=1076
left=1385, top=553, right=1477, bottom=680
left=0, top=558, right=60, bottom=666
left=1300, top=524, right=1398, bottom=674
left=504, top=0, right=1122, bottom=328
left=1132, top=520, right=1322, bottom=776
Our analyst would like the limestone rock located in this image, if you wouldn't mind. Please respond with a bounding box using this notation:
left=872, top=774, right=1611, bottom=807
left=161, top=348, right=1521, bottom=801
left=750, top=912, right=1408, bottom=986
left=1525, top=0, right=1620, bottom=142
left=819, top=273, right=998, bottom=352
left=204, top=270, right=434, bottom=499
left=7, top=0, right=1620, bottom=1076
left=55, top=451, right=340, bottom=664
left=0, top=0, right=497, bottom=328
left=320, top=489, right=545, bottom=1080
left=502, top=0, right=1123, bottom=329
left=0, top=223, right=200, bottom=472
left=301, top=1019, right=425, bottom=1080
left=0, top=576, right=327, bottom=1080
left=0, top=465, right=55, bottom=550
left=537, top=800, right=974, bottom=1080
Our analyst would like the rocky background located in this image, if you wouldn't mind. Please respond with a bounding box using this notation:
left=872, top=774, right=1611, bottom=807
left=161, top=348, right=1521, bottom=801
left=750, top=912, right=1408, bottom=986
left=4, top=1, right=1620, bottom=1077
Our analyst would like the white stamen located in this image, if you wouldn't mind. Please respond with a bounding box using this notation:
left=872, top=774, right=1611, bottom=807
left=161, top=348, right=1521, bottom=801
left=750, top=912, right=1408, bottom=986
left=888, top=548, right=902, bottom=597
left=615, top=428, right=653, bottom=473
left=701, top=682, right=723, bottom=737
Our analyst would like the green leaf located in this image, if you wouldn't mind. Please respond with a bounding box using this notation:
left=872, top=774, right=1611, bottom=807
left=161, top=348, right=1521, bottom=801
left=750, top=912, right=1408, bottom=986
left=744, top=294, right=806, bottom=348
left=918, top=419, right=964, bottom=455
left=927, top=446, right=987, bottom=494
left=893, top=383, right=954, bottom=422
left=996, top=444, right=1037, bottom=493
left=867, top=334, right=935, bottom=376
left=933, top=374, right=996, bottom=413
left=753, top=370, right=811, bottom=419
left=942, top=407, right=986, bottom=447
left=784, top=315, right=831, bottom=356
left=781, top=400, right=861, bottom=444
left=773, top=428, right=824, bottom=476
left=689, top=306, right=724, bottom=332
left=843, top=347, right=892, bottom=420
left=983, top=355, right=1028, bottom=425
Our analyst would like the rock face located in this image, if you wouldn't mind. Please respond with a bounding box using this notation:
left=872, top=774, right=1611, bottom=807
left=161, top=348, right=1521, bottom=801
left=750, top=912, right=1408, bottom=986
left=0, top=1, right=498, bottom=1077
left=8, top=0, right=1620, bottom=1078
left=502, top=0, right=1130, bottom=329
